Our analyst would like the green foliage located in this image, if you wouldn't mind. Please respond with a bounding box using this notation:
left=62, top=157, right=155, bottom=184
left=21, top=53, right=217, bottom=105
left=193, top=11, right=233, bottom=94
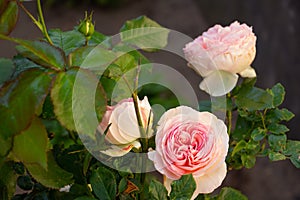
left=0, top=1, right=18, bottom=35
left=120, top=15, right=170, bottom=52
left=12, top=118, right=49, bottom=169
left=0, top=3, right=298, bottom=199
left=0, top=58, right=14, bottom=85
left=90, top=167, right=117, bottom=200
left=49, top=29, right=86, bottom=55
left=149, top=180, right=168, bottom=200
left=227, top=78, right=296, bottom=169
left=25, top=152, right=74, bottom=189
left=0, top=69, right=52, bottom=139
left=15, top=40, right=66, bottom=70
left=170, top=174, right=196, bottom=200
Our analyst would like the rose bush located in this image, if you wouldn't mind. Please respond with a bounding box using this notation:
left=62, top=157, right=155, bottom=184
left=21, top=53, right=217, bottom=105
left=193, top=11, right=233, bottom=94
left=98, top=97, right=153, bottom=157
left=184, top=21, right=257, bottom=96
left=148, top=106, right=229, bottom=199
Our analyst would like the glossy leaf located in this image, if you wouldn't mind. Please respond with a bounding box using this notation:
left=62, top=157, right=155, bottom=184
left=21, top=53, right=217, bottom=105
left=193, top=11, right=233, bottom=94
left=241, top=154, right=256, bottom=169
left=149, top=180, right=168, bottom=200
left=268, top=152, right=286, bottom=161
left=170, top=174, right=196, bottom=200
left=235, top=87, right=273, bottom=111
left=12, top=55, right=43, bottom=77
left=267, top=123, right=289, bottom=135
left=12, top=118, right=48, bottom=169
left=268, top=83, right=285, bottom=107
left=25, top=152, right=74, bottom=189
left=268, top=134, right=287, bottom=152
left=90, top=167, right=117, bottom=200
left=217, top=187, right=247, bottom=200
left=15, top=40, right=66, bottom=70
left=232, top=140, right=247, bottom=156
left=0, top=69, right=52, bottom=139
left=49, top=29, right=86, bottom=55
left=88, top=31, right=111, bottom=48
left=250, top=127, right=266, bottom=141
left=68, top=46, right=116, bottom=72
left=283, top=140, right=300, bottom=156
left=0, top=1, right=18, bottom=35
left=120, top=16, right=169, bottom=52
left=0, top=58, right=14, bottom=85
left=51, top=68, right=106, bottom=138
left=290, top=153, right=300, bottom=168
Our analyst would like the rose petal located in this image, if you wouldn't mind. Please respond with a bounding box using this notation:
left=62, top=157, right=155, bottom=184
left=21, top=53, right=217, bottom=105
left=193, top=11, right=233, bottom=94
left=239, top=66, right=256, bottom=78
left=192, top=162, right=227, bottom=199
left=199, top=70, right=238, bottom=96
left=100, top=140, right=141, bottom=157
left=148, top=151, right=180, bottom=180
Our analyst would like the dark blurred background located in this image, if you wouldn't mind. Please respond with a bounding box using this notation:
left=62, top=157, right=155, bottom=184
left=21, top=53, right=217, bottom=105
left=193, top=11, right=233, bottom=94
left=1, top=0, right=299, bottom=199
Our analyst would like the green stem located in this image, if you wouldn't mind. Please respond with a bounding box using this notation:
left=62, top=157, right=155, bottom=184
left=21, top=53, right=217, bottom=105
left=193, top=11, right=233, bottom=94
left=227, top=93, right=232, bottom=136
left=17, top=1, right=43, bottom=31
left=36, top=0, right=53, bottom=45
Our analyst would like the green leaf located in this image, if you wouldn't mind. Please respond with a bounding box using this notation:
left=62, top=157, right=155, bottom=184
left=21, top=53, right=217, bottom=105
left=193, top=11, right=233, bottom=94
left=251, top=127, right=266, bottom=141
left=170, top=174, right=196, bottom=200
left=88, top=31, right=112, bottom=48
left=74, top=197, right=98, bottom=200
left=0, top=69, right=52, bottom=139
left=118, top=177, right=127, bottom=194
left=51, top=68, right=106, bottom=139
left=12, top=118, right=48, bottom=169
left=283, top=140, right=300, bottom=155
left=268, top=134, right=287, bottom=152
left=232, top=115, right=252, bottom=141
left=241, top=154, right=256, bottom=168
left=268, top=83, right=285, bottom=107
left=232, top=140, right=247, bottom=156
left=235, top=86, right=273, bottom=111
left=0, top=136, right=12, bottom=158
left=25, top=152, right=74, bottom=189
left=68, top=46, right=116, bottom=71
left=268, top=151, right=286, bottom=161
left=217, top=187, right=247, bottom=200
left=290, top=153, right=300, bottom=168
left=0, top=162, right=17, bottom=200
left=15, top=40, right=66, bottom=70
left=120, top=16, right=169, bottom=52
left=49, top=29, right=86, bottom=55
left=90, top=167, right=117, bottom=200
left=149, top=180, right=168, bottom=200
left=269, top=108, right=295, bottom=121
left=267, top=123, right=289, bottom=135
left=0, top=58, right=14, bottom=84
left=0, top=1, right=18, bottom=35
left=12, top=54, right=43, bottom=77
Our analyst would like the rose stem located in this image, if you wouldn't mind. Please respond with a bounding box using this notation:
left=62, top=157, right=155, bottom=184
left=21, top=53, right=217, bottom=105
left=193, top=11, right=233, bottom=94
left=227, top=93, right=232, bottom=136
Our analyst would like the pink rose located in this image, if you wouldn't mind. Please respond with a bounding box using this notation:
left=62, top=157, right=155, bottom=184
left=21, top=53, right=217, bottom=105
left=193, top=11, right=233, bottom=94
left=98, top=96, right=153, bottom=157
left=148, top=106, right=229, bottom=199
left=184, top=21, right=257, bottom=96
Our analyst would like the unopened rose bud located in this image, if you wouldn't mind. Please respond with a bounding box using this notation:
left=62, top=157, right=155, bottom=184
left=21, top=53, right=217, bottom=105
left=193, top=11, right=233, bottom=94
left=78, top=11, right=95, bottom=39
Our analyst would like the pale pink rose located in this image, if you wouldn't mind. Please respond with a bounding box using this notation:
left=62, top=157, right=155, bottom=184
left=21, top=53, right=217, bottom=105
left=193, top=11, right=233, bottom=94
left=98, top=96, right=153, bottom=157
left=184, top=21, right=257, bottom=96
left=148, top=106, right=229, bottom=199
